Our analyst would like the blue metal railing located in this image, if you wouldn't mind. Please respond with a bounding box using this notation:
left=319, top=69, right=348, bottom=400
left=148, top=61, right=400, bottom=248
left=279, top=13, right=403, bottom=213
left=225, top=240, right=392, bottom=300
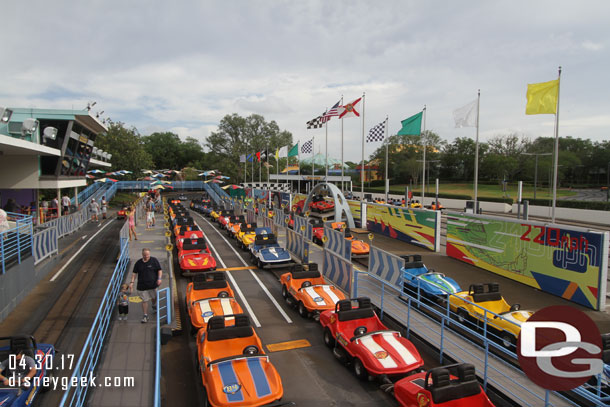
left=354, top=269, right=605, bottom=407
left=0, top=212, right=33, bottom=274
left=113, top=180, right=208, bottom=191
left=72, top=182, right=104, bottom=206
left=211, top=182, right=230, bottom=199
left=154, top=287, right=171, bottom=407
left=203, top=183, right=220, bottom=204
left=59, top=236, right=130, bottom=407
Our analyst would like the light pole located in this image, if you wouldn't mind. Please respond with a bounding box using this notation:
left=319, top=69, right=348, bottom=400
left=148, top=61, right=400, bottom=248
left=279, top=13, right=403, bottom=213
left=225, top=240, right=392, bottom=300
left=523, top=152, right=551, bottom=199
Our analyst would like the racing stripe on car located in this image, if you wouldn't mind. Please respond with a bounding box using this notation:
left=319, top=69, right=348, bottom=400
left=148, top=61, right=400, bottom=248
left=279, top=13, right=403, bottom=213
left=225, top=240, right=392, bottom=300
left=321, top=285, right=341, bottom=304
left=198, top=301, right=214, bottom=322
left=304, top=287, right=326, bottom=305
left=360, top=336, right=397, bottom=368
left=247, top=357, right=272, bottom=398
left=220, top=298, right=234, bottom=317
left=381, top=333, right=418, bottom=366
left=217, top=360, right=245, bottom=403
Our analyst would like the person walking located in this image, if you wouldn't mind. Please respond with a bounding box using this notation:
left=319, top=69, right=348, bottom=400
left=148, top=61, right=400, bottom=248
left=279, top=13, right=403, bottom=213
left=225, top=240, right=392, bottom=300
left=61, top=194, right=71, bottom=215
left=128, top=207, right=137, bottom=241
left=117, top=283, right=130, bottom=321
left=90, top=198, right=100, bottom=222
left=129, top=248, right=162, bottom=323
left=145, top=197, right=154, bottom=229
left=101, top=196, right=108, bottom=220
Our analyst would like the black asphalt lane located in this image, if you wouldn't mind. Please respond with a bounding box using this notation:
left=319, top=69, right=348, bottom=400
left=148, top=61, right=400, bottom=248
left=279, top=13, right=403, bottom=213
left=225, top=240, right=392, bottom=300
left=186, top=208, right=397, bottom=406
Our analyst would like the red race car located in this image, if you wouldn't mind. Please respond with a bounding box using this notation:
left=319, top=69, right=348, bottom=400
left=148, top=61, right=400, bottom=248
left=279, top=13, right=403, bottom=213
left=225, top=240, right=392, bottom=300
left=392, top=363, right=495, bottom=407
left=320, top=297, right=423, bottom=381
left=217, top=210, right=235, bottom=229
left=175, top=225, right=204, bottom=250
left=309, top=194, right=335, bottom=213
left=178, top=238, right=217, bottom=276
left=310, top=219, right=325, bottom=245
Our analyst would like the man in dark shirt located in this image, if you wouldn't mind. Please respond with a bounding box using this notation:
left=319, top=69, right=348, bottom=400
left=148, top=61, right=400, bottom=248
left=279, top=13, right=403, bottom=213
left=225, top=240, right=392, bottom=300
left=129, top=248, right=163, bottom=323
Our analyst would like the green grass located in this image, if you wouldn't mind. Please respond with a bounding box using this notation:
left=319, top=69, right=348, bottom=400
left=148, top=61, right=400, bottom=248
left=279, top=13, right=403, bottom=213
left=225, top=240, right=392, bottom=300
left=368, top=183, right=577, bottom=200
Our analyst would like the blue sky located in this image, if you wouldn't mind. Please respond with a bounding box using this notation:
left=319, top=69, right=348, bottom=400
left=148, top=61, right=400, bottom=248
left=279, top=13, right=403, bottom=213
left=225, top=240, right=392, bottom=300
left=1, top=1, right=608, bottom=161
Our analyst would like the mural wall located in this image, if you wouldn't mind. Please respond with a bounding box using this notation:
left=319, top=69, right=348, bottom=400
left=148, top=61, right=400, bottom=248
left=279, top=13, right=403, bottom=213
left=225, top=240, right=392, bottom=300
left=446, top=213, right=608, bottom=310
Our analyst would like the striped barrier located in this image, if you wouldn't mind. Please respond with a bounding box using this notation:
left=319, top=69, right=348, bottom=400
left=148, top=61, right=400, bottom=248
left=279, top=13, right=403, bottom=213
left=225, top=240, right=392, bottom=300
left=294, top=215, right=308, bottom=237
left=367, top=246, right=405, bottom=288
left=274, top=212, right=286, bottom=228
left=286, top=228, right=304, bottom=260
left=246, top=209, right=256, bottom=225
left=323, top=249, right=353, bottom=295
left=323, top=226, right=351, bottom=260
left=262, top=214, right=274, bottom=231
left=33, top=226, right=58, bottom=265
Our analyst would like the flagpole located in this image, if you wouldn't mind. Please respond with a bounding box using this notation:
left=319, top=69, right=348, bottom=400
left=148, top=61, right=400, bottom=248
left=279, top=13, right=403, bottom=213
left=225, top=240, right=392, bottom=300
left=251, top=153, right=254, bottom=184
left=244, top=154, right=246, bottom=185
left=298, top=141, right=301, bottom=193
left=385, top=116, right=389, bottom=202
left=361, top=92, right=366, bottom=199
left=421, top=105, right=427, bottom=204
left=551, top=66, right=562, bottom=223
left=259, top=153, right=261, bottom=184
left=340, top=95, right=344, bottom=191
left=312, top=136, right=315, bottom=188
left=266, top=146, right=269, bottom=183
left=474, top=90, right=480, bottom=213
left=325, top=111, right=328, bottom=181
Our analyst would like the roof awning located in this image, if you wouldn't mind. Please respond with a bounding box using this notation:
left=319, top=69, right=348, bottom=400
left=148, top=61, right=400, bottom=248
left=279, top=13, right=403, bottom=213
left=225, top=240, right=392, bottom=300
left=0, top=133, right=61, bottom=156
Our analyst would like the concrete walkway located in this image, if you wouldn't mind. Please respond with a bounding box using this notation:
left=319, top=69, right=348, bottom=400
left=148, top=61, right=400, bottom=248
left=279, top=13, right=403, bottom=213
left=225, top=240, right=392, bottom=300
left=88, top=214, right=172, bottom=407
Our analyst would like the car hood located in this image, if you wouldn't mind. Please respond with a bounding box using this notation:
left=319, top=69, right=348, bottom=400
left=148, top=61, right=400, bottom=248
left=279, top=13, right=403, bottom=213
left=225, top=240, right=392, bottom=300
left=417, top=273, right=461, bottom=294
left=258, top=247, right=290, bottom=261
left=354, top=332, right=422, bottom=373
left=181, top=254, right=216, bottom=269
left=498, top=310, right=533, bottom=327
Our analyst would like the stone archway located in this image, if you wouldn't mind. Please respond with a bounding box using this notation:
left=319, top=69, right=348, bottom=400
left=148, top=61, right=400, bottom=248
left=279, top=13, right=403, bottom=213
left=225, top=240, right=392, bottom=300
left=303, top=183, right=355, bottom=228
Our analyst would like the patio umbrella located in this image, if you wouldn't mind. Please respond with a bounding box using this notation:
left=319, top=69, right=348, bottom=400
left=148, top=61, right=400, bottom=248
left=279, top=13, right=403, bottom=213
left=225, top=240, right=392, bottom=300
left=87, top=169, right=105, bottom=174
left=151, top=185, right=165, bottom=190
left=86, top=174, right=95, bottom=179
left=222, top=184, right=243, bottom=190
left=142, top=170, right=153, bottom=174
left=142, top=176, right=154, bottom=181
left=152, top=173, right=167, bottom=178
left=94, top=178, right=118, bottom=183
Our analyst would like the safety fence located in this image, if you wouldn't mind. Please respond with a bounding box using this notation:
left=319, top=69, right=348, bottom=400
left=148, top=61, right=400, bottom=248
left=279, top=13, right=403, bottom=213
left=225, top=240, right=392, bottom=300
left=154, top=287, right=172, bottom=407
left=211, top=182, right=231, bottom=199
left=293, top=215, right=308, bottom=237
left=0, top=212, right=33, bottom=274
left=322, top=248, right=353, bottom=295
left=352, top=244, right=599, bottom=407
left=285, top=227, right=310, bottom=263
left=203, top=183, right=220, bottom=204
left=114, top=180, right=208, bottom=191
left=323, top=225, right=351, bottom=260
left=246, top=208, right=256, bottom=224
left=72, top=182, right=104, bottom=206
left=33, top=226, right=58, bottom=265
left=59, top=236, right=130, bottom=407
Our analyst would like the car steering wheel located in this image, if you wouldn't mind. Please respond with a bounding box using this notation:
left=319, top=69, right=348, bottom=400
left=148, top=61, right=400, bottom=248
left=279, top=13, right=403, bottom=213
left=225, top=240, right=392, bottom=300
left=301, top=281, right=312, bottom=288
left=218, top=291, right=229, bottom=298
left=243, top=345, right=259, bottom=355
left=354, top=326, right=367, bottom=336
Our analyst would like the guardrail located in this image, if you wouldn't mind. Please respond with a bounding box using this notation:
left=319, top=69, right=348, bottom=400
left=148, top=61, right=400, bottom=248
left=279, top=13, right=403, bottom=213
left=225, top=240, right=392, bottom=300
left=353, top=264, right=605, bottom=407
left=0, top=212, right=33, bottom=274
left=33, top=226, right=58, bottom=265
left=72, top=182, right=104, bottom=206
left=154, top=287, right=171, bottom=407
left=59, top=236, right=130, bottom=407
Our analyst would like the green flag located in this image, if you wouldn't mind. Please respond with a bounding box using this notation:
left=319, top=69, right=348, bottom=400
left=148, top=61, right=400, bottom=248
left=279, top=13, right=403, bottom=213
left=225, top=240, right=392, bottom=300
left=287, top=143, right=299, bottom=157
left=397, top=111, right=423, bottom=136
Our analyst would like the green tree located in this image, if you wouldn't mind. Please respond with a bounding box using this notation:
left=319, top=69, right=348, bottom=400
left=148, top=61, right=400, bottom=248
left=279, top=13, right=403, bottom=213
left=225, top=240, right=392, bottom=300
left=142, top=132, right=183, bottom=170
left=94, top=120, right=153, bottom=178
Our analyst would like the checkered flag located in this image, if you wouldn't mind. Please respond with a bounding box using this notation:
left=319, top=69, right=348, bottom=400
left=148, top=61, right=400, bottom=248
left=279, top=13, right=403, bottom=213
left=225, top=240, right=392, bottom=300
left=301, top=138, right=313, bottom=154
left=306, top=114, right=326, bottom=129
left=367, top=119, right=387, bottom=143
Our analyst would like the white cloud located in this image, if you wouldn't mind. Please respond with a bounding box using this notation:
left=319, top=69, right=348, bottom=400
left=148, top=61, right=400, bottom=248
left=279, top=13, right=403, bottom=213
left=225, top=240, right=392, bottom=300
left=1, top=0, right=609, bottom=163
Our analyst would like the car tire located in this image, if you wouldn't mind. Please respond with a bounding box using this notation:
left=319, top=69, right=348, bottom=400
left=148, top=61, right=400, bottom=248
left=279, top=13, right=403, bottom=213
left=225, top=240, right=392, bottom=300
left=456, top=308, right=469, bottom=325
left=281, top=285, right=288, bottom=299
left=323, top=328, right=335, bottom=348
left=298, top=301, right=308, bottom=318
left=501, top=332, right=516, bottom=349
left=353, top=358, right=368, bottom=381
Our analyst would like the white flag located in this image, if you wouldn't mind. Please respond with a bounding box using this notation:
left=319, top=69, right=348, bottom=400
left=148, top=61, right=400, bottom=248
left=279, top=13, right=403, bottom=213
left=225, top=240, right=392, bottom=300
left=278, top=146, right=288, bottom=158
left=453, top=100, right=478, bottom=128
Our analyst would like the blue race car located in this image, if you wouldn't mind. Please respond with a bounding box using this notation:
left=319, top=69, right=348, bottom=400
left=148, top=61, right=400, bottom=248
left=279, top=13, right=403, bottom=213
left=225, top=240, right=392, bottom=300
left=249, top=227, right=292, bottom=269
left=0, top=335, right=55, bottom=407
left=401, top=255, right=462, bottom=301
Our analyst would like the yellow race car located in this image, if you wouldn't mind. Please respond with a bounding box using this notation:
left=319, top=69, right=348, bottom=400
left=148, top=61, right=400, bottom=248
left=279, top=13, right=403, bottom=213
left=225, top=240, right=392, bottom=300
left=448, top=283, right=532, bottom=349
left=237, top=223, right=257, bottom=250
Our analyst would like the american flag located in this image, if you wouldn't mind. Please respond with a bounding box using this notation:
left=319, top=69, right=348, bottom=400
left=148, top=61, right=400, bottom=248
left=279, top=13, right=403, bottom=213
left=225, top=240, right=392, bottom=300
left=322, top=100, right=342, bottom=120
left=367, top=119, right=387, bottom=143
left=301, top=138, right=313, bottom=154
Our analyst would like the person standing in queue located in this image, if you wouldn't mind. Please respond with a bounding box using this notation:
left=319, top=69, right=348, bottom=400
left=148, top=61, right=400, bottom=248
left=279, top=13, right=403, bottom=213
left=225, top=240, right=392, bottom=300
left=129, top=248, right=162, bottom=323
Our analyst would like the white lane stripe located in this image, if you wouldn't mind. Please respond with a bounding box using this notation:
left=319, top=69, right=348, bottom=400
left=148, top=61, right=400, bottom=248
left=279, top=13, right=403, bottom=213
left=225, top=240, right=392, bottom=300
left=199, top=301, right=213, bottom=322
left=322, top=285, right=341, bottom=304
left=304, top=287, right=325, bottom=305
left=196, top=213, right=293, bottom=324
left=383, top=333, right=418, bottom=366
left=360, top=336, right=397, bottom=369
left=50, top=219, right=115, bottom=282
left=198, top=226, right=261, bottom=328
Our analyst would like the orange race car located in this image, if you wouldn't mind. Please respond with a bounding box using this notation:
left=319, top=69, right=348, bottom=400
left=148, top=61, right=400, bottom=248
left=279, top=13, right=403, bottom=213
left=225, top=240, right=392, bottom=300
left=330, top=222, right=370, bottom=258
left=280, top=263, right=346, bottom=321
left=186, top=272, right=243, bottom=334
left=196, top=314, right=285, bottom=407
left=226, top=215, right=246, bottom=237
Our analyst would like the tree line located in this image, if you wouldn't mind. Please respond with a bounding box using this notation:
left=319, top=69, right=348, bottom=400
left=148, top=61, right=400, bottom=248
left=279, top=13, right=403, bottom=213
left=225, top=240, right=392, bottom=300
left=96, top=115, right=609, bottom=187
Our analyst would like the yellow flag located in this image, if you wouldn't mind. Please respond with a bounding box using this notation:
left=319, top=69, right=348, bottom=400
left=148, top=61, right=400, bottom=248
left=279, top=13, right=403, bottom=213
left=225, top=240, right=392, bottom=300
left=526, top=79, right=559, bottom=115
left=275, top=147, right=279, bottom=160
